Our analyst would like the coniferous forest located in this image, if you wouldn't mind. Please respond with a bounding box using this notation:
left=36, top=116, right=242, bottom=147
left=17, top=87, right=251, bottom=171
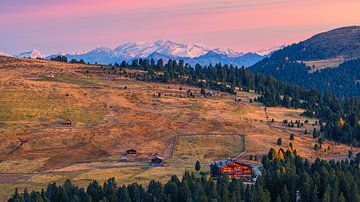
left=250, top=26, right=360, bottom=98
left=9, top=149, right=360, bottom=202
left=250, top=55, right=360, bottom=97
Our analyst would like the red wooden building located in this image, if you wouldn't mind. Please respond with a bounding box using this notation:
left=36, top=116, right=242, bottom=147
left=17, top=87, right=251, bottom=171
left=210, top=159, right=253, bottom=179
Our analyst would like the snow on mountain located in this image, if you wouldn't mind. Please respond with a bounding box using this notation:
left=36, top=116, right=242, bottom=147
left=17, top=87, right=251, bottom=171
left=0, top=52, right=12, bottom=57
left=255, top=45, right=286, bottom=56
left=40, top=40, right=273, bottom=67
left=56, top=50, right=87, bottom=56
left=114, top=40, right=208, bottom=60
left=182, top=51, right=265, bottom=67
left=212, top=48, right=244, bottom=58
left=47, top=47, right=117, bottom=64
left=17, top=49, right=46, bottom=59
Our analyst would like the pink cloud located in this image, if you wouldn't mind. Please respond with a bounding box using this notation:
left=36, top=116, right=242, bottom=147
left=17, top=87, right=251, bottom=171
left=1, top=0, right=359, bottom=54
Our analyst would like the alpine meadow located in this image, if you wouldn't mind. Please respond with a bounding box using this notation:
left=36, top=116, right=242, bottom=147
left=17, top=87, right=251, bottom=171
left=1, top=1, right=360, bottom=202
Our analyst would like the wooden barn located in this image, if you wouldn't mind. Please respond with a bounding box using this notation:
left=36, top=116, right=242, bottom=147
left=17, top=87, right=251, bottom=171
left=63, top=119, right=72, bottom=126
left=210, top=159, right=253, bottom=179
left=150, top=156, right=163, bottom=165
left=47, top=72, right=55, bottom=78
left=126, top=149, right=137, bottom=155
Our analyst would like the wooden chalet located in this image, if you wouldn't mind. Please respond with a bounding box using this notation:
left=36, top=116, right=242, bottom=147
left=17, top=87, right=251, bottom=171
left=210, top=159, right=253, bottom=179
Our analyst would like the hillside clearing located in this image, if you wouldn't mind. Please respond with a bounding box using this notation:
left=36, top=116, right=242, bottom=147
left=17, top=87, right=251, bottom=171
left=0, top=56, right=357, bottom=200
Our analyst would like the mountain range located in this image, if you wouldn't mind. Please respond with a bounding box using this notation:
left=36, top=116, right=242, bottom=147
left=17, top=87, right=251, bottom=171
left=7, top=40, right=279, bottom=67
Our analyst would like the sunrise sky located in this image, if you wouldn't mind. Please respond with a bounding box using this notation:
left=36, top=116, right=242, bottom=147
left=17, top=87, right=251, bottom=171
left=1, top=0, right=359, bottom=54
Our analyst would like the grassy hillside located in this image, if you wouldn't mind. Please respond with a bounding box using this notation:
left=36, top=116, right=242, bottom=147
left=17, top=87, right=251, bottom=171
left=270, top=26, right=360, bottom=61
left=0, top=56, right=356, bottom=200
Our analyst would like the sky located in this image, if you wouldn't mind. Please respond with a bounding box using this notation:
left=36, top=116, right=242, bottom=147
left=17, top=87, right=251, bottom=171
left=0, top=0, right=360, bottom=55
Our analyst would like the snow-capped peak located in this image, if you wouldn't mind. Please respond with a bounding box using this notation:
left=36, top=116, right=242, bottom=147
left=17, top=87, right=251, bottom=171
left=15, top=40, right=277, bottom=67
left=114, top=40, right=209, bottom=60
left=254, top=45, right=286, bottom=56
left=212, top=48, right=244, bottom=58
left=0, top=52, right=12, bottom=57
left=17, top=49, right=46, bottom=58
left=56, top=50, right=87, bottom=56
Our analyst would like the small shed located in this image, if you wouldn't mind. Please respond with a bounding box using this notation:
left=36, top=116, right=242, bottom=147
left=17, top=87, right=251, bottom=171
left=151, top=156, right=163, bottom=164
left=63, top=119, right=72, bottom=126
left=208, top=91, right=215, bottom=96
left=126, top=149, right=137, bottom=155
left=119, top=154, right=127, bottom=162
left=47, top=72, right=55, bottom=78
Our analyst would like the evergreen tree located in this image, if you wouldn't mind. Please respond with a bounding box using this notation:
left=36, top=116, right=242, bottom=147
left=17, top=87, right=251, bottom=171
left=195, top=161, right=201, bottom=172
left=281, top=185, right=290, bottom=202
left=117, top=186, right=131, bottom=202
left=290, top=133, right=295, bottom=140
left=87, top=181, right=104, bottom=201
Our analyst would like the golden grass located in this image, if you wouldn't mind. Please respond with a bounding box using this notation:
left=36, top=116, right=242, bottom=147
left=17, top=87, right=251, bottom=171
left=0, top=158, right=48, bottom=173
left=0, top=87, right=103, bottom=125
left=304, top=57, right=344, bottom=73
left=0, top=56, right=357, bottom=201
left=171, top=135, right=244, bottom=164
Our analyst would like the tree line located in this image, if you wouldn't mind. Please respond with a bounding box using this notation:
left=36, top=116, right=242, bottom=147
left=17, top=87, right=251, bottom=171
left=9, top=148, right=360, bottom=202
left=251, top=55, right=360, bottom=97
left=50, top=56, right=86, bottom=64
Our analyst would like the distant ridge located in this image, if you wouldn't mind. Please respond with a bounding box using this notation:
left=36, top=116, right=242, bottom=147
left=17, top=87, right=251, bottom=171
left=44, top=40, right=268, bottom=67
left=269, top=26, right=360, bottom=61
left=2, top=40, right=278, bottom=67
left=250, top=25, right=360, bottom=97
left=0, top=52, right=11, bottom=57
left=17, top=49, right=45, bottom=59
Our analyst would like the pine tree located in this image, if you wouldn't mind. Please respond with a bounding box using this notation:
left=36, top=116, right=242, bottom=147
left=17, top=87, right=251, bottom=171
left=147, top=180, right=165, bottom=202
left=275, top=194, right=282, bottom=202
left=164, top=182, right=178, bottom=202
left=290, top=133, right=295, bottom=140
left=268, top=148, right=276, bottom=160
left=179, top=181, right=191, bottom=202
left=195, top=160, right=201, bottom=172
left=87, top=181, right=104, bottom=202
left=311, top=185, right=318, bottom=202
left=281, top=185, right=289, bottom=202
left=104, top=177, right=118, bottom=202
left=117, top=186, right=131, bottom=202
left=128, top=183, right=142, bottom=202
left=322, top=185, right=331, bottom=202
left=313, top=128, right=318, bottom=138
